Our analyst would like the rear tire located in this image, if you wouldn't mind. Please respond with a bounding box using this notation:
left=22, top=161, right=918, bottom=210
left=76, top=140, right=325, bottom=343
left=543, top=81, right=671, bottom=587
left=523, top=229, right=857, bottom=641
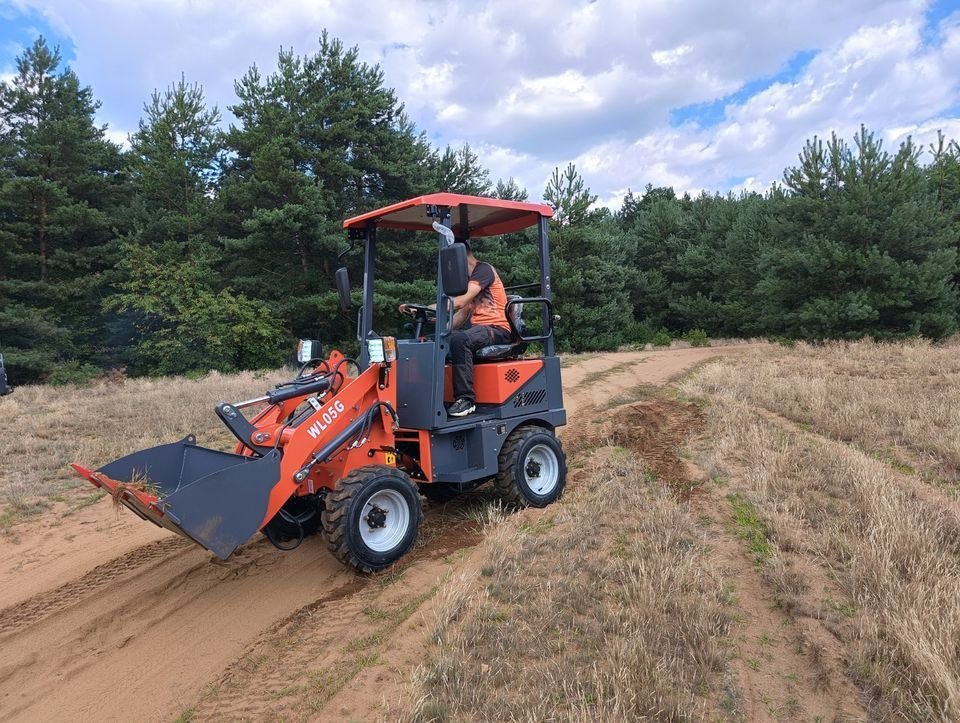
left=495, top=426, right=567, bottom=507
left=322, top=465, right=423, bottom=572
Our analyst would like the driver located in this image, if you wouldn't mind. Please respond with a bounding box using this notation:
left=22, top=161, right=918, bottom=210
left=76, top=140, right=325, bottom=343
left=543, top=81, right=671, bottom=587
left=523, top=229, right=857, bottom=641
left=400, top=240, right=512, bottom=417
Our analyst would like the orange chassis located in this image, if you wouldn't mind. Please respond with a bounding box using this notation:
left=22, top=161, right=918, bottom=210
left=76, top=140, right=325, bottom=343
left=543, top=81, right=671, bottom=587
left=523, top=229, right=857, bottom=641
left=72, top=350, right=403, bottom=556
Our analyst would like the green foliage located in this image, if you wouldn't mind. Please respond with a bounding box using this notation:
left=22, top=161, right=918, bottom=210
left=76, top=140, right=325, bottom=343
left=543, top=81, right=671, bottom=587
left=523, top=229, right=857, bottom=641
left=47, top=361, right=101, bottom=386
left=623, top=321, right=656, bottom=346
left=494, top=177, right=529, bottom=201
left=2, top=31, right=960, bottom=383
left=758, top=127, right=958, bottom=340
left=545, top=162, right=598, bottom=230
left=435, top=143, right=492, bottom=195
left=126, top=75, right=223, bottom=246
left=652, top=329, right=672, bottom=347
left=0, top=37, right=128, bottom=383
left=683, top=329, right=710, bottom=347
left=107, top=243, right=286, bottom=375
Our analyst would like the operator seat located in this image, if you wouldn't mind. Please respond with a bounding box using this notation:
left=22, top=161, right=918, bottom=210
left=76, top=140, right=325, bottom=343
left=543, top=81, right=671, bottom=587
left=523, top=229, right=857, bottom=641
left=475, top=295, right=527, bottom=362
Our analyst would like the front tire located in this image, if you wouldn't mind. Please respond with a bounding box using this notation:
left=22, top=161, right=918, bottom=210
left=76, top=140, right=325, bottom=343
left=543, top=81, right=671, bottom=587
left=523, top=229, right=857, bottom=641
left=495, top=426, right=567, bottom=507
left=322, top=465, right=423, bottom=572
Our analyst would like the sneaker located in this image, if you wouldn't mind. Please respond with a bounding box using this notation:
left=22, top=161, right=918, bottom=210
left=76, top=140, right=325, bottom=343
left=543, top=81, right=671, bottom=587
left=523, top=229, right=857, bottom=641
left=447, top=398, right=476, bottom=417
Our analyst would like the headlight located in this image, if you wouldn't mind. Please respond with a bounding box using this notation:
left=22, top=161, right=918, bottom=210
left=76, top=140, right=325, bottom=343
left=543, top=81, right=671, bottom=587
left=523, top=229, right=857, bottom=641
left=367, top=336, right=396, bottom=364
left=297, top=339, right=323, bottom=363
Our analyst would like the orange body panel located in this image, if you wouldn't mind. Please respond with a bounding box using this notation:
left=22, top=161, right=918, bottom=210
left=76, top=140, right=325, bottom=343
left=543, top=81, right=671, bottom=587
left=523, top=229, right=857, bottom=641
left=444, top=359, right=543, bottom=405
left=258, top=361, right=397, bottom=529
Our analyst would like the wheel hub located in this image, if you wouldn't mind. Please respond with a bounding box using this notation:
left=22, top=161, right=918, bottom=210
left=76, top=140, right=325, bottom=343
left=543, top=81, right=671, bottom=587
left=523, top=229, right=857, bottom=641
left=525, top=459, right=542, bottom=478
left=365, top=504, right=388, bottom=529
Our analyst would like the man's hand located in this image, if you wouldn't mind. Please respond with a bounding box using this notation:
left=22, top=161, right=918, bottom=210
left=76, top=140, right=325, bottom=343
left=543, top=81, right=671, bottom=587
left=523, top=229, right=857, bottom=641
left=398, top=303, right=414, bottom=316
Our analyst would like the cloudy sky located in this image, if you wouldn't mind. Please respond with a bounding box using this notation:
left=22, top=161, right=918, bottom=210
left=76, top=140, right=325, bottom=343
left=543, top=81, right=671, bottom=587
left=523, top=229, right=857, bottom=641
left=2, top=0, right=959, bottom=207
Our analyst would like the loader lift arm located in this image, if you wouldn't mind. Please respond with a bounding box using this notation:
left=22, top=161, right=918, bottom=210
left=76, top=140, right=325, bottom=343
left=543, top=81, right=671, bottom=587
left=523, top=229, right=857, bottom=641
left=72, top=350, right=399, bottom=560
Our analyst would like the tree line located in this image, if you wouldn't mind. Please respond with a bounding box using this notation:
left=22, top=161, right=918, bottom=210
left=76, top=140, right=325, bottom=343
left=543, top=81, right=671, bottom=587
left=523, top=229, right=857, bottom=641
left=2, top=35, right=959, bottom=385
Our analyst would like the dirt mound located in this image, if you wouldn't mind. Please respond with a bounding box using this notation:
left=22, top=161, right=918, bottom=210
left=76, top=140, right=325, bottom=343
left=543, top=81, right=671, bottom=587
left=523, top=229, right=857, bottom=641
left=608, top=399, right=705, bottom=497
left=608, top=399, right=704, bottom=476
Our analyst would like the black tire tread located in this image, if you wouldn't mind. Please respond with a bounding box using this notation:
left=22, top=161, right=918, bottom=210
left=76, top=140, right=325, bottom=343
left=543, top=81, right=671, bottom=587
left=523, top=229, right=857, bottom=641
left=494, top=425, right=566, bottom=507
left=321, top=466, right=421, bottom=573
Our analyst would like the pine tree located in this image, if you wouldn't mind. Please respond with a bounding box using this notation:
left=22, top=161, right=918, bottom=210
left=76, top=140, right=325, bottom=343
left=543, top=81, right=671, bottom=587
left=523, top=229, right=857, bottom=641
left=109, top=76, right=279, bottom=373
left=759, top=126, right=959, bottom=339
left=433, top=143, right=492, bottom=196
left=493, top=177, right=529, bottom=201
left=544, top=163, right=597, bottom=228
left=220, top=32, right=435, bottom=343
left=541, top=165, right=632, bottom=350
left=126, top=76, right=223, bottom=246
left=0, top=37, right=126, bottom=382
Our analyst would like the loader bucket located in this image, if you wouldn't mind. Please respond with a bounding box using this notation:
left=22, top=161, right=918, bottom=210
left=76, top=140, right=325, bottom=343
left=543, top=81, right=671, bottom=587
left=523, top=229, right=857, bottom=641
left=71, top=435, right=281, bottom=559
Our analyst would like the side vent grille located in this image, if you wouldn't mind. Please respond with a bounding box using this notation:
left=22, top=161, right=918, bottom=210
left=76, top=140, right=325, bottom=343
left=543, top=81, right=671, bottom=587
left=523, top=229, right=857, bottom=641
left=513, top=389, right=546, bottom=407
left=452, top=433, right=465, bottom=451
left=505, top=368, right=521, bottom=383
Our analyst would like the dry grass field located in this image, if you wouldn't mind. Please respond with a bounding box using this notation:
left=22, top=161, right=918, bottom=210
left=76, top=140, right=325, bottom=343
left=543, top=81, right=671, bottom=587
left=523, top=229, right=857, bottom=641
left=0, top=342, right=958, bottom=721
left=411, top=339, right=960, bottom=721
left=680, top=339, right=960, bottom=720
left=0, top=368, right=289, bottom=532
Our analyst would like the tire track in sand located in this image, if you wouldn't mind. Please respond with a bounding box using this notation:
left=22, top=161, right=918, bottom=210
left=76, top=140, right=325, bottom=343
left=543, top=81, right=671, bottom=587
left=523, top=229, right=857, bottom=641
left=0, top=537, right=190, bottom=636
left=0, top=346, right=756, bottom=722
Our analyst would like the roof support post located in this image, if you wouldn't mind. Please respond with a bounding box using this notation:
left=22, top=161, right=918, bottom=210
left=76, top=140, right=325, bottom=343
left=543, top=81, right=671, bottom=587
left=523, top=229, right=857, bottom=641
left=538, top=215, right=556, bottom=357
left=458, top=203, right=470, bottom=241
left=358, top=222, right=377, bottom=368
left=432, top=209, right=453, bottom=424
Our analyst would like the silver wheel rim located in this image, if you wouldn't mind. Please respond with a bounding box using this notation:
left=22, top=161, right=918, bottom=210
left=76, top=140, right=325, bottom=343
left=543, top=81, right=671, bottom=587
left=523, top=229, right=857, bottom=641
left=359, top=489, right=410, bottom=552
left=523, top=443, right=560, bottom=496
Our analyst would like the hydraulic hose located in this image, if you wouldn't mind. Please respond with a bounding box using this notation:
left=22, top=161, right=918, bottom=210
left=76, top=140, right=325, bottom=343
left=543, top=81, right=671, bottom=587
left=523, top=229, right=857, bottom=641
left=330, top=357, right=359, bottom=395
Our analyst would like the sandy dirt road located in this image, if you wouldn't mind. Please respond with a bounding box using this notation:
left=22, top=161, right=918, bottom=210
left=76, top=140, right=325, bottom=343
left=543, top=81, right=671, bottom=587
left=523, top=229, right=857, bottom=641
left=0, top=345, right=752, bottom=722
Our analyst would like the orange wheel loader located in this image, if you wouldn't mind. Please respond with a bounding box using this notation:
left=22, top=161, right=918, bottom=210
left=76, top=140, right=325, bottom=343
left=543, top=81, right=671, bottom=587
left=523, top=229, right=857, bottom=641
left=72, top=194, right=567, bottom=572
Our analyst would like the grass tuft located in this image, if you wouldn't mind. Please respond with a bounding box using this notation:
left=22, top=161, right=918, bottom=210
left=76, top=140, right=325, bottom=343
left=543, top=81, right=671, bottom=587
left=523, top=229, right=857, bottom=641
left=727, top=493, right=772, bottom=561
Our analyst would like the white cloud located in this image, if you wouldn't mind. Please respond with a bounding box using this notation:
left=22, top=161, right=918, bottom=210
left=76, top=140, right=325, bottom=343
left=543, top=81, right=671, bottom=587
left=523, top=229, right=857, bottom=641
left=652, top=45, right=692, bottom=67
left=496, top=70, right=605, bottom=118
left=555, top=12, right=960, bottom=204
left=5, top=0, right=958, bottom=207
left=103, top=127, right=131, bottom=149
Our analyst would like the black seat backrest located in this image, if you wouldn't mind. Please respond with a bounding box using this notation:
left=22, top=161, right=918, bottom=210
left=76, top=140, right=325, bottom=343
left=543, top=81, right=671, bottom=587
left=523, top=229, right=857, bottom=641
left=473, top=295, right=528, bottom=362
left=506, top=295, right=525, bottom=338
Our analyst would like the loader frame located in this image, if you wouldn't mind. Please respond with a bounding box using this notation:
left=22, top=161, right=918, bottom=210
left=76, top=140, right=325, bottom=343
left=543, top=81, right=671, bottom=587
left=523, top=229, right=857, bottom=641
left=72, top=194, right=567, bottom=569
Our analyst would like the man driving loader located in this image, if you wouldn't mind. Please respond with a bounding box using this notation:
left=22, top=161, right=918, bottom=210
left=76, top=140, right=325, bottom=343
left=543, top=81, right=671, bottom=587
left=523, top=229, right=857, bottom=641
left=400, top=240, right=512, bottom=417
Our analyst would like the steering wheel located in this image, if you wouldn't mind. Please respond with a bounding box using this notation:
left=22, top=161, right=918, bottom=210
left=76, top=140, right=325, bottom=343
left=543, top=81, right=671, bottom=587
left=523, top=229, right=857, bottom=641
left=400, top=303, right=436, bottom=339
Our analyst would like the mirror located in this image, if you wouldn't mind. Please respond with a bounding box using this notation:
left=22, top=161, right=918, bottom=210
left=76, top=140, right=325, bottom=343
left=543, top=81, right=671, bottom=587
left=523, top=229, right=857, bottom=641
left=335, top=267, right=351, bottom=311
left=297, top=339, right=323, bottom=363
left=440, top=244, right=469, bottom=296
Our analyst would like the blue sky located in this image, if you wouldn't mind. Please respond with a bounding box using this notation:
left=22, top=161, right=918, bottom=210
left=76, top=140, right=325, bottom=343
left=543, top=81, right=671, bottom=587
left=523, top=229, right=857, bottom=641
left=0, top=4, right=73, bottom=66
left=670, top=51, right=819, bottom=129
left=2, top=0, right=958, bottom=206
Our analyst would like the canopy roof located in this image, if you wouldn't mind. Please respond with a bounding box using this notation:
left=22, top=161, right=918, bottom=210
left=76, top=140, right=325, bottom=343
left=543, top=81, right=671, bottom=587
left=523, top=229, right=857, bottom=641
left=342, top=193, right=553, bottom=238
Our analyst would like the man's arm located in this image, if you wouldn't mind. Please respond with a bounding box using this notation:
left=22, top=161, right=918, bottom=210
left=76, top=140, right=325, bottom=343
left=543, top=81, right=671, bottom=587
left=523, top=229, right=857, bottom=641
left=452, top=281, right=484, bottom=310
left=410, top=281, right=483, bottom=313
left=452, top=305, right=473, bottom=329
